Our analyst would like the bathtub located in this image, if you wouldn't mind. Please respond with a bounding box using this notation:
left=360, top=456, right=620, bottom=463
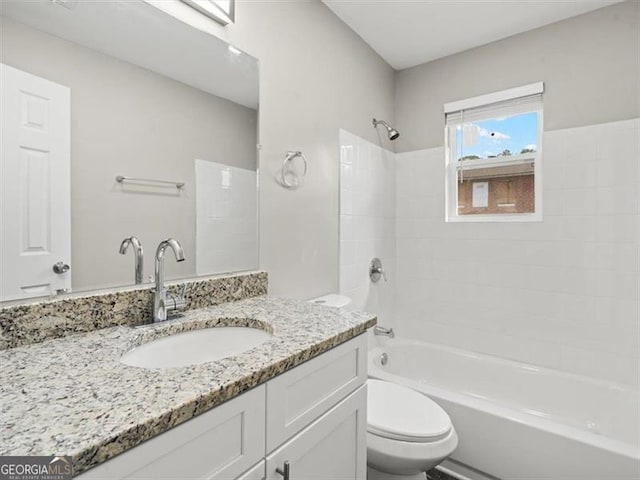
left=369, top=338, right=640, bottom=480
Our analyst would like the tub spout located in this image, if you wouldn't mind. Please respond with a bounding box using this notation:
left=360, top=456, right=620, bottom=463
left=374, top=326, right=395, bottom=338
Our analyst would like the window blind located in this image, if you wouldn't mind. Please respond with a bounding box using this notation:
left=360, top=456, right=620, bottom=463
left=445, top=93, right=543, bottom=125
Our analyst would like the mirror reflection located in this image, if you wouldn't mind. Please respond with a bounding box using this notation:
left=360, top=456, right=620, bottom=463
left=0, top=0, right=259, bottom=302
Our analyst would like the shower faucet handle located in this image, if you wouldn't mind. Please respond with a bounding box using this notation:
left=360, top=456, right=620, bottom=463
left=370, top=257, right=387, bottom=283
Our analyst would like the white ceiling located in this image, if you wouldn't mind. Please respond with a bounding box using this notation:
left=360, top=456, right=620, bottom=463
left=323, top=0, right=624, bottom=70
left=1, top=0, right=258, bottom=108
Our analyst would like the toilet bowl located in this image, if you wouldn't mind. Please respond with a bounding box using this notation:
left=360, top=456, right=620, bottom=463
left=367, top=379, right=458, bottom=480
left=307, top=295, right=457, bottom=479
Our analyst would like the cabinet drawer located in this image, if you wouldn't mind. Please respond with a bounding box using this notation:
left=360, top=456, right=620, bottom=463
left=266, top=334, right=367, bottom=452
left=77, top=385, right=266, bottom=480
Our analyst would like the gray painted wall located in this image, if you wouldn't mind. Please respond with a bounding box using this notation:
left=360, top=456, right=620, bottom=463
left=2, top=0, right=398, bottom=300
left=1, top=17, right=258, bottom=291
left=193, top=0, right=397, bottom=298
left=395, top=0, right=640, bottom=152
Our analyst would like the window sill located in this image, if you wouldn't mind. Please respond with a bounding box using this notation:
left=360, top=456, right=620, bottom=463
left=446, top=213, right=542, bottom=223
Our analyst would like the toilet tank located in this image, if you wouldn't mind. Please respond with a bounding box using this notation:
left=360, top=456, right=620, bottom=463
left=309, top=294, right=353, bottom=311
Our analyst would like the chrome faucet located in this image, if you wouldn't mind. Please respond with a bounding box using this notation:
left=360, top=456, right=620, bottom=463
left=153, top=238, right=186, bottom=322
left=119, top=236, right=144, bottom=284
left=374, top=326, right=395, bottom=338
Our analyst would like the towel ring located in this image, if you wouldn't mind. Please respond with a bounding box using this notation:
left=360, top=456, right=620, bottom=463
left=281, top=151, right=307, bottom=188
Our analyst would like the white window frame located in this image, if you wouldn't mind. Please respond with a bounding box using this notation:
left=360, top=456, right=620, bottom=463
left=444, top=82, right=544, bottom=223
left=180, top=0, right=234, bottom=25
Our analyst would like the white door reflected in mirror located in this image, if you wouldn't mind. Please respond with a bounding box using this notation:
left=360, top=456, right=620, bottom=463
left=0, top=64, right=71, bottom=301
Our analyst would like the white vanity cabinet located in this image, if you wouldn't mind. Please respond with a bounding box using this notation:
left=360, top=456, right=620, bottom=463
left=265, top=386, right=367, bottom=480
left=265, top=334, right=367, bottom=452
left=265, top=333, right=368, bottom=480
left=77, top=385, right=266, bottom=480
left=76, top=334, right=368, bottom=480
left=237, top=461, right=266, bottom=480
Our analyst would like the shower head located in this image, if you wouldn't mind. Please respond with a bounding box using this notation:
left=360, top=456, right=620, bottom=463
left=372, top=118, right=400, bottom=141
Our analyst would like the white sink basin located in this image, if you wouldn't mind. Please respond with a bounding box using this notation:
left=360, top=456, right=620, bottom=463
left=120, top=327, right=272, bottom=369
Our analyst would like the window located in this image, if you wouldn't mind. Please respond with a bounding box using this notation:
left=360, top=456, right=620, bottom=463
left=445, top=82, right=543, bottom=222
left=180, top=0, right=234, bottom=25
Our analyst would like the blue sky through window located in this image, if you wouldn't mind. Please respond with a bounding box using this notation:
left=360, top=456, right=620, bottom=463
left=456, top=111, right=538, bottom=160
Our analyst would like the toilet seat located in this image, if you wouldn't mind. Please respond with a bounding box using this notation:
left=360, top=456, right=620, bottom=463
left=367, top=379, right=452, bottom=443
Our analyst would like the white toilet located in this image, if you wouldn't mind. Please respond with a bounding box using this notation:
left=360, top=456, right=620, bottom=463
left=309, top=293, right=354, bottom=310
left=309, top=294, right=458, bottom=479
left=367, top=379, right=458, bottom=480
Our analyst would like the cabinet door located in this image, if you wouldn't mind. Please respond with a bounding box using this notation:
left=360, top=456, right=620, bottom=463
left=77, top=385, right=265, bottom=480
left=237, top=461, right=265, bottom=480
left=265, top=385, right=366, bottom=480
left=266, top=334, right=367, bottom=452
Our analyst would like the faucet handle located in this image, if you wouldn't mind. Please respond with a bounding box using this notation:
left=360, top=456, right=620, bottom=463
left=370, top=257, right=387, bottom=283
left=166, top=293, right=187, bottom=314
left=165, top=284, right=188, bottom=317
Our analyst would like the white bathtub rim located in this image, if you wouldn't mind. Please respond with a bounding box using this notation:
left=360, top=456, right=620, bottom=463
left=369, top=343, right=640, bottom=462
left=372, top=337, right=637, bottom=392
left=369, top=367, right=639, bottom=462
left=372, top=338, right=638, bottom=439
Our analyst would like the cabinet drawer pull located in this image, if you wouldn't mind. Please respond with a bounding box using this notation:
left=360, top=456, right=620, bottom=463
left=276, top=461, right=290, bottom=480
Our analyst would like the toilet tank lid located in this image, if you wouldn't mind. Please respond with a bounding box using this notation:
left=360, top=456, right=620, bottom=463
left=309, top=294, right=352, bottom=309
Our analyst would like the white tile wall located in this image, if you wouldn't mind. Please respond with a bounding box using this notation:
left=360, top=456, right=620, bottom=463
left=395, top=119, right=639, bottom=386
left=339, top=130, right=396, bottom=329
left=195, top=160, right=258, bottom=275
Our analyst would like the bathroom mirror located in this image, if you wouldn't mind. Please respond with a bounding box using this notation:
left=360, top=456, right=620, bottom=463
left=0, top=0, right=259, bottom=302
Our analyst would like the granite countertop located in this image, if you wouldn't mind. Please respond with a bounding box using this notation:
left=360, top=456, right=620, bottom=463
left=0, top=295, right=376, bottom=476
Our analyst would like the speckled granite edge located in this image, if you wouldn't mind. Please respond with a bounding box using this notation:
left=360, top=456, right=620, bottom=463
left=76, top=323, right=374, bottom=474
left=0, top=271, right=267, bottom=350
